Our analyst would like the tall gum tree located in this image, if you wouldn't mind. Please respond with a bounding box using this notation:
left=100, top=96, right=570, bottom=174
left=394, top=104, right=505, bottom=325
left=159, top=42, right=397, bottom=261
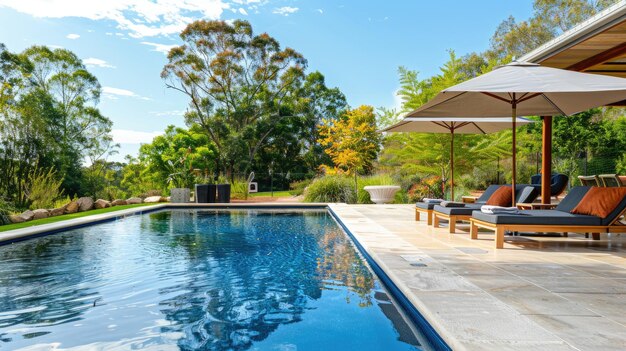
left=162, top=20, right=308, bottom=178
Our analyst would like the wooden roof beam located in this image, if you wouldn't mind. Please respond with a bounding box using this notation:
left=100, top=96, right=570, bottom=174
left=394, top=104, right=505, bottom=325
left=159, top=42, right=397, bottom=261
left=567, top=41, right=626, bottom=71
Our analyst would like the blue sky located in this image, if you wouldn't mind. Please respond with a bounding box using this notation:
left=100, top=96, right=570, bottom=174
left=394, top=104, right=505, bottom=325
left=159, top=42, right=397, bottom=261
left=0, top=0, right=533, bottom=162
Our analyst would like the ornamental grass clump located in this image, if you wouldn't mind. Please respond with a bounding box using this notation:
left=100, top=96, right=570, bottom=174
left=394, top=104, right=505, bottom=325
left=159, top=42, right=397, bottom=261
left=26, top=167, right=64, bottom=210
left=230, top=178, right=250, bottom=200
left=304, top=176, right=356, bottom=203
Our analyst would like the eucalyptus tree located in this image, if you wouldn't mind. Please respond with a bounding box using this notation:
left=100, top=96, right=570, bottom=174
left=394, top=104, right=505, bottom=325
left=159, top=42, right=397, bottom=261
left=22, top=46, right=114, bottom=194
left=162, top=20, right=308, bottom=178
left=0, top=44, right=114, bottom=205
left=488, top=0, right=617, bottom=61
left=0, top=44, right=37, bottom=204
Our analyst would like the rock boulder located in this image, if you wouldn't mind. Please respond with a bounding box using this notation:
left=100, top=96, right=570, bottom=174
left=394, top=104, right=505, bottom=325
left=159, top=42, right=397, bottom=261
left=111, top=199, right=127, bottom=206
left=143, top=196, right=165, bottom=203
left=18, top=210, right=35, bottom=221
left=126, top=197, right=143, bottom=204
left=94, top=199, right=111, bottom=209
left=9, top=215, right=26, bottom=223
left=49, top=207, right=65, bottom=217
left=76, top=197, right=94, bottom=212
left=32, top=209, right=49, bottom=220
left=65, top=201, right=79, bottom=214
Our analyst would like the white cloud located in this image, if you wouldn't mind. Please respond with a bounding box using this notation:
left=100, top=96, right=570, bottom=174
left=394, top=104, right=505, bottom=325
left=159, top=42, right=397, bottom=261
left=83, top=57, right=116, bottom=68
left=316, top=9, right=323, bottom=14
left=112, top=129, right=162, bottom=144
left=0, top=0, right=229, bottom=38
left=103, top=86, right=150, bottom=100
left=141, top=41, right=177, bottom=55
left=66, top=33, right=80, bottom=39
left=393, top=89, right=403, bottom=110
left=232, top=0, right=263, bottom=4
left=149, top=110, right=185, bottom=117
left=273, top=6, right=298, bottom=16
left=238, top=8, right=248, bottom=15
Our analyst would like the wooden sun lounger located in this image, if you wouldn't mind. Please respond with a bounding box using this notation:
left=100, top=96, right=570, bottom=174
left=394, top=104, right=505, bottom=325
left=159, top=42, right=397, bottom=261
left=415, top=204, right=434, bottom=225
left=432, top=185, right=539, bottom=233
left=469, top=186, right=626, bottom=249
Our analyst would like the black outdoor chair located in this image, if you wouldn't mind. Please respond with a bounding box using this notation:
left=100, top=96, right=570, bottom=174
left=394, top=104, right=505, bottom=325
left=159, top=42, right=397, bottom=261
left=530, top=173, right=569, bottom=199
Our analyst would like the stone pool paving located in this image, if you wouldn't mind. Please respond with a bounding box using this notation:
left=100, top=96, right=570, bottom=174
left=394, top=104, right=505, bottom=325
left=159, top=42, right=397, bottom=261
left=329, top=203, right=626, bottom=351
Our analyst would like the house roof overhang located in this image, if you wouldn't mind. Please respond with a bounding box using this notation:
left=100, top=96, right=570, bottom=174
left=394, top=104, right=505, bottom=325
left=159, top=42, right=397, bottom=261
left=519, top=0, right=626, bottom=79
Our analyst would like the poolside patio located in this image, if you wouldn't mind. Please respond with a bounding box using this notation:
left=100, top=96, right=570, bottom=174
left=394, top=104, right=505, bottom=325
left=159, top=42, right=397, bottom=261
left=330, top=203, right=626, bottom=351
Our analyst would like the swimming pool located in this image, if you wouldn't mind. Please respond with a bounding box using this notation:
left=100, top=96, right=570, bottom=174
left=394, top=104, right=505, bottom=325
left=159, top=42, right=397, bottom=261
left=0, top=209, right=441, bottom=350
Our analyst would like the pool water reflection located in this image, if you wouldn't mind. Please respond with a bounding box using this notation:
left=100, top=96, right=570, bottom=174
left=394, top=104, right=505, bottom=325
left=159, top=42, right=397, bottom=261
left=0, top=209, right=432, bottom=350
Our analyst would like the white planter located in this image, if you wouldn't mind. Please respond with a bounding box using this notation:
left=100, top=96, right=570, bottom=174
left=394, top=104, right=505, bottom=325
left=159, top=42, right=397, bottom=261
left=170, top=188, right=191, bottom=203
left=363, top=185, right=401, bottom=204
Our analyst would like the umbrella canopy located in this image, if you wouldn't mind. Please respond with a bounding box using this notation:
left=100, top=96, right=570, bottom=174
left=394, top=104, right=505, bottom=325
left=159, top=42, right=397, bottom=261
left=383, top=117, right=532, bottom=200
left=406, top=61, right=626, bottom=205
left=407, top=62, right=626, bottom=118
left=383, top=117, right=531, bottom=133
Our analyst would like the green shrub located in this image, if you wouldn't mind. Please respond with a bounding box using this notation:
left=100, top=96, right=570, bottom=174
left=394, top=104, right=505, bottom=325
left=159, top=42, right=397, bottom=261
left=0, top=198, right=17, bottom=225
left=139, top=190, right=163, bottom=198
left=289, top=179, right=312, bottom=196
left=357, top=174, right=405, bottom=204
left=52, top=196, right=73, bottom=209
left=304, top=176, right=356, bottom=203
left=230, top=178, right=249, bottom=200
left=406, top=175, right=444, bottom=202
left=96, top=186, right=128, bottom=201
left=26, top=167, right=63, bottom=210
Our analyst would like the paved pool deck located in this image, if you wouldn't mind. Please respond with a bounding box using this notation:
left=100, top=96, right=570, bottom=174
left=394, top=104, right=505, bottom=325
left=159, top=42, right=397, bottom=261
left=329, top=203, right=626, bottom=351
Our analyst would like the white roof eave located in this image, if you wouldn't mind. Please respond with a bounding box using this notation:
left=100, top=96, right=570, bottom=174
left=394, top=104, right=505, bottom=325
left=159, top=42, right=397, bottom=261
left=519, top=0, right=626, bottom=64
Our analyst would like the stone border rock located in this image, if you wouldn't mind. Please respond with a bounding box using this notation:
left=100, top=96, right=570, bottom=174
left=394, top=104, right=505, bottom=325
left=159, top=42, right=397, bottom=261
left=6, top=195, right=169, bottom=225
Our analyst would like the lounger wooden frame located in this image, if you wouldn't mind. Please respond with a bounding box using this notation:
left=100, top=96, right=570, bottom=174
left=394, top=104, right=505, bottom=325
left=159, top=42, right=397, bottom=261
left=433, top=212, right=472, bottom=233
left=415, top=207, right=433, bottom=225
left=470, top=207, right=626, bottom=249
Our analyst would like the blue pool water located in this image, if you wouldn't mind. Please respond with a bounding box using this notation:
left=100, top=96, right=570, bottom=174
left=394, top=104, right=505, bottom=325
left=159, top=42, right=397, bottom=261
left=0, top=209, right=436, bottom=350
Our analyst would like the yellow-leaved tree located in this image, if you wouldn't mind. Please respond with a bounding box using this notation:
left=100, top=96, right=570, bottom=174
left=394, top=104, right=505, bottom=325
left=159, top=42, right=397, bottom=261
left=318, top=105, right=381, bottom=194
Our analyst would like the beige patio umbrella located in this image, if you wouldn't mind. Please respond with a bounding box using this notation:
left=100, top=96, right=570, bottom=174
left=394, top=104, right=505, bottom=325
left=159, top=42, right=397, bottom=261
left=383, top=117, right=531, bottom=200
left=406, top=61, right=626, bottom=205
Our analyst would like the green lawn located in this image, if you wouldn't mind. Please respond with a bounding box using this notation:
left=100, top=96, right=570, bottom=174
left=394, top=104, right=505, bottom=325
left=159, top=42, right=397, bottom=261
left=249, top=191, right=293, bottom=197
left=0, top=203, right=157, bottom=232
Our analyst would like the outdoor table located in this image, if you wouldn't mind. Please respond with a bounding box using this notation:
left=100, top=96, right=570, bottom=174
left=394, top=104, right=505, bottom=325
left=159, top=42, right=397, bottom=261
left=516, top=203, right=558, bottom=210
left=462, top=196, right=478, bottom=203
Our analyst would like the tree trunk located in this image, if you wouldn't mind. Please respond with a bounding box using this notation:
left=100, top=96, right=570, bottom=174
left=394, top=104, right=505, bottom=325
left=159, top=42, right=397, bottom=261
left=354, top=171, right=358, bottom=204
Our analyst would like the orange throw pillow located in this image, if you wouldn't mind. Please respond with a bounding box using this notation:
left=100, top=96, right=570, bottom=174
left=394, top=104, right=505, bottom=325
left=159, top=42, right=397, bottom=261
left=571, top=187, right=626, bottom=218
left=486, top=186, right=513, bottom=206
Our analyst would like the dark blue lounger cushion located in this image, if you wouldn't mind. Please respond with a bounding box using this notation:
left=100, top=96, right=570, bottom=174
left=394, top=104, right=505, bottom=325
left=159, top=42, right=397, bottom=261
left=472, top=186, right=626, bottom=226
left=416, top=202, right=436, bottom=210
left=434, top=203, right=482, bottom=215
left=471, top=209, right=602, bottom=226
left=434, top=185, right=538, bottom=216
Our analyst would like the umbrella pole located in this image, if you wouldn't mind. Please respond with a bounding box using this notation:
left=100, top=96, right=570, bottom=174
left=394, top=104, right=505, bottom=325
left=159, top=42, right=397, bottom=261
left=511, top=98, right=517, bottom=207
left=450, top=128, right=454, bottom=201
